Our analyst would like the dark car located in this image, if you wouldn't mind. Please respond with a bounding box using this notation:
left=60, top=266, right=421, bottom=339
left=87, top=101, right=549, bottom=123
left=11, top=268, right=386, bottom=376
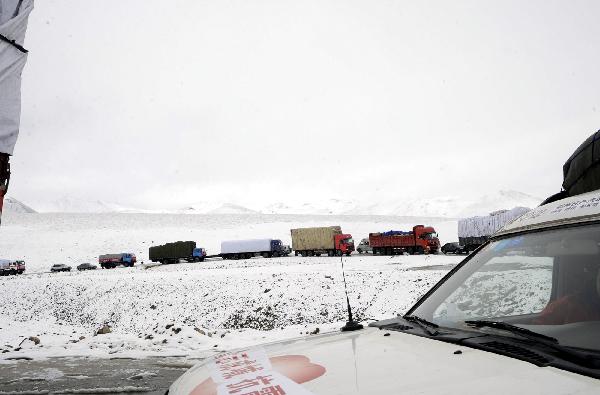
left=50, top=264, right=71, bottom=272
left=77, top=262, right=97, bottom=271
left=441, top=242, right=463, bottom=254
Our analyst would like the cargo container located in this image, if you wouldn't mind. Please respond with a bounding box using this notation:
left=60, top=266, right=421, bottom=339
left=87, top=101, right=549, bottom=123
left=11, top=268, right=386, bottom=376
left=291, top=226, right=354, bottom=256
left=458, top=207, right=530, bottom=253
left=370, top=225, right=440, bottom=255
left=98, top=252, right=136, bottom=269
left=220, top=238, right=285, bottom=260
left=0, top=259, right=25, bottom=275
left=149, top=241, right=206, bottom=264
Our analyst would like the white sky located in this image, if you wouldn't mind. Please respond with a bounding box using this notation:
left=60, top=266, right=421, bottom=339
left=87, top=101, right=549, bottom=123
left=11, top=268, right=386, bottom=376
left=9, top=0, right=600, bottom=209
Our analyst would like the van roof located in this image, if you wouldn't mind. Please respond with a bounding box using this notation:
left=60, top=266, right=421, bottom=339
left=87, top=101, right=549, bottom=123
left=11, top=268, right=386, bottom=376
left=495, top=189, right=600, bottom=237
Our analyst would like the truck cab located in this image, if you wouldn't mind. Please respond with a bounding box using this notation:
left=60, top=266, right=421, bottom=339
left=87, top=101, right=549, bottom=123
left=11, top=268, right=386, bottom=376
left=415, top=225, right=440, bottom=254
left=271, top=239, right=285, bottom=257
left=335, top=234, right=354, bottom=256
left=122, top=253, right=136, bottom=267
left=193, top=248, right=207, bottom=262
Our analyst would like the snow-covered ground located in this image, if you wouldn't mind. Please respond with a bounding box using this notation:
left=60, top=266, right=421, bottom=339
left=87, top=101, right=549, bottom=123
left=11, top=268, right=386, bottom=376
left=0, top=213, right=462, bottom=362
left=0, top=253, right=461, bottom=362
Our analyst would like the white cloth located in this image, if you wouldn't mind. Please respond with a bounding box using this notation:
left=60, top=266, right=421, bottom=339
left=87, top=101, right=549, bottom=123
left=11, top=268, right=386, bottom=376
left=458, top=207, right=531, bottom=238
left=0, top=0, right=33, bottom=155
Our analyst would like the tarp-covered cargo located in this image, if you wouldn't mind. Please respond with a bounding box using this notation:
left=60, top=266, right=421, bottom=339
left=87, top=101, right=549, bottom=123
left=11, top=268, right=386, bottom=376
left=149, top=241, right=196, bottom=261
left=290, top=226, right=341, bottom=251
left=458, top=207, right=531, bottom=239
left=221, top=239, right=273, bottom=254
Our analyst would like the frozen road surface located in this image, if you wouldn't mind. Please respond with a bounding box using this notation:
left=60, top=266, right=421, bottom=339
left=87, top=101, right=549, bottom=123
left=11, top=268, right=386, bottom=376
left=0, top=356, right=198, bottom=394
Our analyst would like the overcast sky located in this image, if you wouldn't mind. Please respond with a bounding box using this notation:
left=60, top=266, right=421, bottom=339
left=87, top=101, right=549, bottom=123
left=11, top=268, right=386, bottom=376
left=9, top=0, right=600, bottom=209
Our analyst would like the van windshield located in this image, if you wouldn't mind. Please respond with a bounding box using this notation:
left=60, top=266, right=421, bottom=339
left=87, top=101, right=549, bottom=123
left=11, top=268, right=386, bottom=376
left=411, top=223, right=600, bottom=353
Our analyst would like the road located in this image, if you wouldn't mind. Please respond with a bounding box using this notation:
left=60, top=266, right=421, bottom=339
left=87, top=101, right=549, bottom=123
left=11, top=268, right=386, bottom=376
left=0, top=356, right=202, bottom=394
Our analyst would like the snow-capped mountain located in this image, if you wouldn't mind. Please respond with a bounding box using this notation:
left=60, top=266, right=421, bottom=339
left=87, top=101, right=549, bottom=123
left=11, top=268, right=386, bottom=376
left=10, top=190, right=543, bottom=218
left=25, top=196, right=134, bottom=213
left=2, top=196, right=36, bottom=213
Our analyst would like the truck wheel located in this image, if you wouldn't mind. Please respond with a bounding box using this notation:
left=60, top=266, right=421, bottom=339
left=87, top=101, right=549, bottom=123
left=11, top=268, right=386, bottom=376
left=357, top=249, right=362, bottom=254
left=345, top=252, right=351, bottom=256
left=327, top=250, right=334, bottom=257
left=336, top=250, right=342, bottom=256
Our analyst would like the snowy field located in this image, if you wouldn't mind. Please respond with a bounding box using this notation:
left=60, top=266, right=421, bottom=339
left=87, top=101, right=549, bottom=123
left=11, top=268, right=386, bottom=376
left=0, top=213, right=461, bottom=362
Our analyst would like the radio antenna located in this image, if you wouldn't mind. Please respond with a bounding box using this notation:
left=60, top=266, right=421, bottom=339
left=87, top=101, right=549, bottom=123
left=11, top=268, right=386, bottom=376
left=340, top=253, right=363, bottom=332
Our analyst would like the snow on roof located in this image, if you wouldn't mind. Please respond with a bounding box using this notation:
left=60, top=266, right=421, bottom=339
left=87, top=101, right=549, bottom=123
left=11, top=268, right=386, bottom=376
left=495, top=189, right=600, bottom=236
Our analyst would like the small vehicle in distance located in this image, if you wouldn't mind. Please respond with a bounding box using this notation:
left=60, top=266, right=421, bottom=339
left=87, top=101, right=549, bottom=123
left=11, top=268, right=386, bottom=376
left=0, top=259, right=25, bottom=275
left=50, top=264, right=71, bottom=272
left=357, top=238, right=372, bottom=254
left=99, top=253, right=136, bottom=268
left=77, top=262, right=97, bottom=271
left=282, top=245, right=292, bottom=256
left=441, top=242, right=464, bottom=254
left=149, top=241, right=206, bottom=264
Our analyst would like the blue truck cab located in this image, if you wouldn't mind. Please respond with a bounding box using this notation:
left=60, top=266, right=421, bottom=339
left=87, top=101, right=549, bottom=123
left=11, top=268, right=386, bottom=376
left=192, top=248, right=206, bottom=262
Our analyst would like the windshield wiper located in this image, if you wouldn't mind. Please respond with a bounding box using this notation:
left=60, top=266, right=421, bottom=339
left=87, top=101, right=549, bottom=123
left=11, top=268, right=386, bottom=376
left=404, top=315, right=440, bottom=336
left=465, top=320, right=600, bottom=368
left=464, top=320, right=558, bottom=343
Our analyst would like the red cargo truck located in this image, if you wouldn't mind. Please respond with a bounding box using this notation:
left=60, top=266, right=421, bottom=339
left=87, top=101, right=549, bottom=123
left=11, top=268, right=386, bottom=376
left=370, top=225, right=440, bottom=255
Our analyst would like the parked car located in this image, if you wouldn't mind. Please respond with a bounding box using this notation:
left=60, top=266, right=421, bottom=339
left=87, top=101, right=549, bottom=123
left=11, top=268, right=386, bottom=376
left=441, top=242, right=463, bottom=254
left=50, top=264, right=71, bottom=272
left=76, top=262, right=97, bottom=271
left=356, top=238, right=372, bottom=254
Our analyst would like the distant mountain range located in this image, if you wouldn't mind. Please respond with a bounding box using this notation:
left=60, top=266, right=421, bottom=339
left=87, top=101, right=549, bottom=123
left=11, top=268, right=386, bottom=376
left=4, top=190, right=543, bottom=218
left=2, top=196, right=37, bottom=214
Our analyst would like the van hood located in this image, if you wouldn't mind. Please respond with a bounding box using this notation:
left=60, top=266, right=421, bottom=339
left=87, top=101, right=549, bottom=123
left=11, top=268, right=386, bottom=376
left=168, top=327, right=600, bottom=395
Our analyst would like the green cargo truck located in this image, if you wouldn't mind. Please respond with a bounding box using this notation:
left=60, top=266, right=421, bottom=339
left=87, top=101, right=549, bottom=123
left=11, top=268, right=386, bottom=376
left=149, top=241, right=207, bottom=264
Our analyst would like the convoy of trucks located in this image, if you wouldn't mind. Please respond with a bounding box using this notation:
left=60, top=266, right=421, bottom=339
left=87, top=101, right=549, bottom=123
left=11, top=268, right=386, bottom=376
left=291, top=226, right=354, bottom=256
left=369, top=225, right=440, bottom=255
left=457, top=207, right=530, bottom=253
left=98, top=253, right=137, bottom=269
left=0, top=259, right=25, bottom=275
left=149, top=241, right=206, bottom=264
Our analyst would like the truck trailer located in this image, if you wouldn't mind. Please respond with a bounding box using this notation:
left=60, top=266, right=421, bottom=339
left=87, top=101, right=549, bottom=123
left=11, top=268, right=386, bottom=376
left=98, top=253, right=137, bottom=269
left=370, top=225, right=440, bottom=255
left=0, top=259, right=25, bottom=275
left=149, top=241, right=206, bottom=264
left=220, top=239, right=285, bottom=260
left=458, top=207, right=530, bottom=253
left=291, top=226, right=354, bottom=256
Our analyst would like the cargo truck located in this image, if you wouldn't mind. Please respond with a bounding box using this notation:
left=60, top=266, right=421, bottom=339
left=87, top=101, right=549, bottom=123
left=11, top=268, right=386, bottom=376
left=458, top=207, right=530, bottom=253
left=291, top=226, right=354, bottom=256
left=149, top=241, right=206, bottom=264
left=220, top=238, right=285, bottom=260
left=370, top=225, right=440, bottom=255
left=98, top=253, right=137, bottom=269
left=0, top=259, right=25, bottom=275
